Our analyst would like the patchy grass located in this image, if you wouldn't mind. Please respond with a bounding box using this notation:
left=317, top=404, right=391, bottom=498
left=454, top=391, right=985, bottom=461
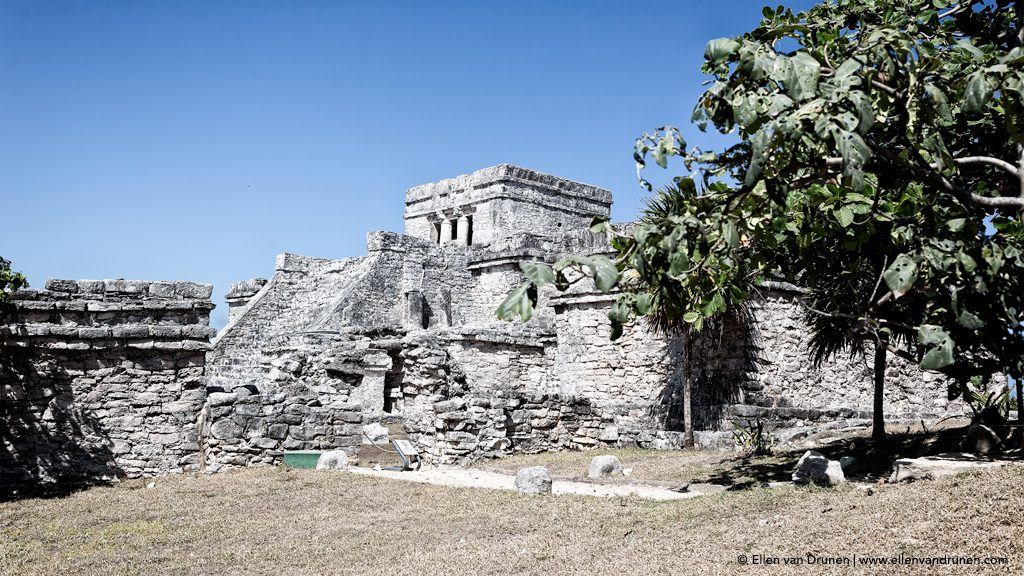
left=1, top=464, right=1022, bottom=575
left=473, top=446, right=783, bottom=486
left=474, top=423, right=1003, bottom=487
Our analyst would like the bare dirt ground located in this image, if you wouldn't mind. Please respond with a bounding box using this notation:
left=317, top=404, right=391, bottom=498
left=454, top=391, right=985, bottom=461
left=2, top=459, right=1022, bottom=576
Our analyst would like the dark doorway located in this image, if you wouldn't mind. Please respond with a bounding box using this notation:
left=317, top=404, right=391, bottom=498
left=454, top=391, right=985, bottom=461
left=383, top=352, right=404, bottom=414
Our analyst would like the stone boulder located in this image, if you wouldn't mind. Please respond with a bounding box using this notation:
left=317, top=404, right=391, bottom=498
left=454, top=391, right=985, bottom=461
left=514, top=466, right=552, bottom=495
left=962, top=423, right=1001, bottom=455
left=587, top=455, right=625, bottom=479
left=889, top=452, right=1008, bottom=483
left=792, top=450, right=846, bottom=486
left=316, top=450, right=349, bottom=471
left=362, top=422, right=389, bottom=445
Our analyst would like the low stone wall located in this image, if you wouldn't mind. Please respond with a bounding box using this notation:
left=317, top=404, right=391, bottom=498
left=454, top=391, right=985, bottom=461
left=202, top=332, right=393, bottom=471
left=0, top=279, right=215, bottom=496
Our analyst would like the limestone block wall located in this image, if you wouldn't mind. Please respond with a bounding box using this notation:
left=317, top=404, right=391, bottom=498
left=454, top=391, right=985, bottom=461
left=403, top=164, right=612, bottom=247
left=549, top=288, right=967, bottom=435
left=397, top=333, right=701, bottom=465
left=397, top=336, right=608, bottom=464
left=736, top=293, right=963, bottom=423
left=206, top=252, right=371, bottom=392
left=0, top=279, right=215, bottom=495
left=203, top=332, right=400, bottom=470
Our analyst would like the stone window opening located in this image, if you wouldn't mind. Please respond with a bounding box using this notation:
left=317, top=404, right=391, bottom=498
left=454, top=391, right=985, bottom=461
left=466, top=215, right=473, bottom=245
left=431, top=222, right=441, bottom=244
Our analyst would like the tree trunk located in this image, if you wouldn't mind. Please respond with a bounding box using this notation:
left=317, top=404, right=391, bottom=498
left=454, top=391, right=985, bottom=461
left=1018, top=4, right=1023, bottom=217
left=872, top=339, right=887, bottom=441
left=683, top=330, right=695, bottom=449
left=1016, top=378, right=1023, bottom=426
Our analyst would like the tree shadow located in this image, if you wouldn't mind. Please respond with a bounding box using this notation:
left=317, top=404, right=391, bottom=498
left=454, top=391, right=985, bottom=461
left=652, top=308, right=756, bottom=433
left=0, top=347, right=121, bottom=501
left=690, top=424, right=1011, bottom=488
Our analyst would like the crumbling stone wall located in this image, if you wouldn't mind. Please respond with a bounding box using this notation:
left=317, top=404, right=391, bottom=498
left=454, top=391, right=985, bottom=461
left=203, top=164, right=975, bottom=468
left=0, top=279, right=214, bottom=495
left=398, top=335, right=608, bottom=464
left=549, top=286, right=967, bottom=438
left=202, top=332, right=391, bottom=470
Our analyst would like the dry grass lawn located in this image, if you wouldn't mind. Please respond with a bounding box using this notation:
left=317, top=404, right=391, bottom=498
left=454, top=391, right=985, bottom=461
left=473, top=447, right=787, bottom=486
left=2, top=462, right=1022, bottom=575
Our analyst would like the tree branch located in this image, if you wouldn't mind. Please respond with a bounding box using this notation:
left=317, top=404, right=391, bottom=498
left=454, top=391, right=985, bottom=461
left=863, top=255, right=887, bottom=314
left=886, top=343, right=918, bottom=365
left=938, top=3, right=971, bottom=20
left=877, top=148, right=1024, bottom=209
left=953, top=156, right=1021, bottom=178
left=820, top=66, right=898, bottom=95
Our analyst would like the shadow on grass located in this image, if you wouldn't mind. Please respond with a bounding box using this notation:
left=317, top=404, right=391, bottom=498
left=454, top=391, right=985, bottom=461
left=694, top=424, right=1021, bottom=489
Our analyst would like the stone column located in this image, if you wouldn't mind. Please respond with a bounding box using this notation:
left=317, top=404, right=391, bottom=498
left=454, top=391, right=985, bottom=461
left=439, top=219, right=452, bottom=245
left=456, top=216, right=469, bottom=246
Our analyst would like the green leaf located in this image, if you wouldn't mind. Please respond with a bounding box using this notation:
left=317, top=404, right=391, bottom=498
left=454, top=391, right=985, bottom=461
left=957, top=310, right=986, bottom=329
left=608, top=297, right=631, bottom=324
left=918, top=325, right=954, bottom=370
left=946, top=218, right=966, bottom=232
left=964, top=73, right=993, bottom=113
left=668, top=248, right=691, bottom=277
left=683, top=311, right=701, bottom=323
left=924, top=84, right=952, bottom=122
left=711, top=292, right=726, bottom=313
left=883, top=254, right=918, bottom=297
left=835, top=206, right=855, bottom=227
left=590, top=217, right=609, bottom=233
left=496, top=283, right=535, bottom=322
left=786, top=52, right=821, bottom=101
left=519, top=260, right=555, bottom=286
left=958, top=252, right=977, bottom=272
left=588, top=255, right=620, bottom=292
left=705, top=37, right=740, bottom=63
left=955, top=39, right=984, bottom=62
left=722, top=221, right=739, bottom=248
left=634, top=293, right=653, bottom=315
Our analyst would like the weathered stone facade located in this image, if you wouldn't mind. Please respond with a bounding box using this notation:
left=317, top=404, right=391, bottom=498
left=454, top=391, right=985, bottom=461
left=0, top=164, right=970, bottom=490
left=205, top=164, right=965, bottom=466
left=0, top=280, right=215, bottom=496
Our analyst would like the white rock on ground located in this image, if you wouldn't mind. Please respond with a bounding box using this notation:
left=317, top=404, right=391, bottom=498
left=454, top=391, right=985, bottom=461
left=361, top=422, right=389, bottom=445
left=514, top=466, right=552, bottom=495
left=316, top=450, right=349, bottom=471
left=588, top=455, right=624, bottom=479
left=889, top=452, right=1009, bottom=483
left=792, top=450, right=846, bottom=486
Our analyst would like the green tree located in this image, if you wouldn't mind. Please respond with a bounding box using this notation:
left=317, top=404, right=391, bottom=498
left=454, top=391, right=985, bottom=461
left=0, top=257, right=27, bottom=304
left=499, top=0, right=1024, bottom=440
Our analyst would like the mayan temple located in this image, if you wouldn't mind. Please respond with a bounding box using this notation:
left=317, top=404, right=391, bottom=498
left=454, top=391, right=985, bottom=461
left=1, top=165, right=959, bottom=489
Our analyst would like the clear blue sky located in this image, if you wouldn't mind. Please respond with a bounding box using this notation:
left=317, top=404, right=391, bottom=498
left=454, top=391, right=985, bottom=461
left=0, top=0, right=813, bottom=328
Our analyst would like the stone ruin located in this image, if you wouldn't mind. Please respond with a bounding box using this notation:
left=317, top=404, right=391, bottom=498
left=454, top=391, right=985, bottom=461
left=0, top=164, right=964, bottom=494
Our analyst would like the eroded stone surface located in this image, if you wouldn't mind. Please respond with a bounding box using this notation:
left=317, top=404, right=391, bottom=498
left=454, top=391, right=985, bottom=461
left=889, top=453, right=1009, bottom=483
left=1, top=165, right=984, bottom=491
left=514, top=466, right=552, bottom=495
left=792, top=450, right=846, bottom=486
left=316, top=450, right=349, bottom=471
left=588, top=455, right=624, bottom=479
left=0, top=280, right=214, bottom=494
